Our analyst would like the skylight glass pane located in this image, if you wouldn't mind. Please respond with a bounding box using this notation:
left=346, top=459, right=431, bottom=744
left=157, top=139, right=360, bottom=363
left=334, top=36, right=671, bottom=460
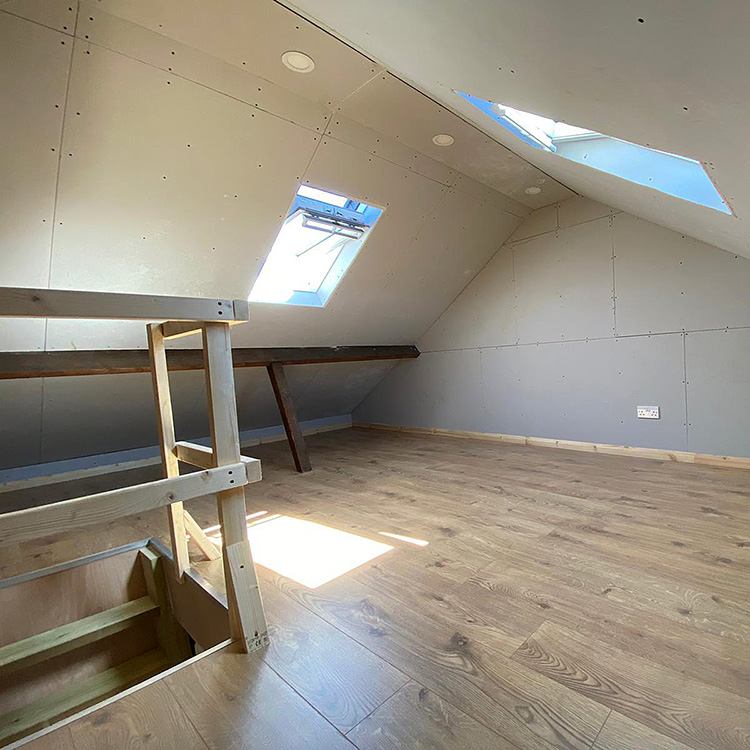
left=458, top=92, right=731, bottom=214
left=250, top=213, right=347, bottom=303
left=249, top=185, right=383, bottom=307
left=296, top=184, right=348, bottom=207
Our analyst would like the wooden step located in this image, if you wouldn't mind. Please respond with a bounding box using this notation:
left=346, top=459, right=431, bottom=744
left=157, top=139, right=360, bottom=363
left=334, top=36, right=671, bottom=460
left=0, top=648, right=170, bottom=745
left=0, top=596, right=158, bottom=680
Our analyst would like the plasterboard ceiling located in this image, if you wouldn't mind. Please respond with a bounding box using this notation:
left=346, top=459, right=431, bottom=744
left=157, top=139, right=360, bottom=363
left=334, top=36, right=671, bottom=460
left=42, top=0, right=572, bottom=209
left=282, top=0, right=749, bottom=258
left=0, top=3, right=530, bottom=351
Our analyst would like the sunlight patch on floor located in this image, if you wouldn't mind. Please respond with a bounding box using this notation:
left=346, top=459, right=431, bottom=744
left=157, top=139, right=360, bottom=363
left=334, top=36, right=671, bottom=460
left=207, top=515, right=393, bottom=588
left=379, top=532, right=429, bottom=547
left=201, top=511, right=268, bottom=536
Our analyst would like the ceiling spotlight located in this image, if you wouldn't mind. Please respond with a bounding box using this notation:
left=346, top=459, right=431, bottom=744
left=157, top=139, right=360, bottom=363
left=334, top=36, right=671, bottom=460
left=525, top=186, right=542, bottom=195
left=281, top=50, right=315, bottom=73
left=432, top=133, right=455, bottom=147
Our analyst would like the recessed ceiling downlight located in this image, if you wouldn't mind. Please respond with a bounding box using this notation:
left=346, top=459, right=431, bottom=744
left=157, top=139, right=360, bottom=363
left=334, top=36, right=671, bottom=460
left=281, top=50, right=315, bottom=73
left=432, top=133, right=455, bottom=146
left=525, top=186, right=542, bottom=195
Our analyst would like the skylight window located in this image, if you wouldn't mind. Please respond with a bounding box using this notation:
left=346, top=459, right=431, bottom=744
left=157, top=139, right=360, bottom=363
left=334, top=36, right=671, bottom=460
left=250, top=185, right=383, bottom=307
left=458, top=92, right=731, bottom=214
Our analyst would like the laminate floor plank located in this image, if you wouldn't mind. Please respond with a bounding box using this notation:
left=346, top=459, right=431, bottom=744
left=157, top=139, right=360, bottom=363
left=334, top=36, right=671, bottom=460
left=271, top=573, right=609, bottom=750
left=2, top=428, right=748, bottom=750
left=20, top=725, right=76, bottom=750
left=259, top=577, right=410, bottom=733
left=66, top=678, right=208, bottom=750
left=513, top=620, right=750, bottom=750
left=469, top=561, right=750, bottom=697
left=347, top=680, right=519, bottom=750
left=593, top=712, right=694, bottom=750
left=164, top=643, right=355, bottom=750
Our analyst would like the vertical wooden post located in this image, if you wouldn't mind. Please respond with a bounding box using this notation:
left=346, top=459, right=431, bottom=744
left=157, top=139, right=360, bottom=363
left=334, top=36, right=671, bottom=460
left=147, top=323, right=189, bottom=581
left=203, top=322, right=268, bottom=652
left=139, top=547, right=192, bottom=663
left=267, top=362, right=312, bottom=472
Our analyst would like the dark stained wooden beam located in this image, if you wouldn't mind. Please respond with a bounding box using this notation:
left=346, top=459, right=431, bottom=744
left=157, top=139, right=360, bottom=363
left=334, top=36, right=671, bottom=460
left=266, top=362, right=312, bottom=473
left=0, top=346, right=419, bottom=380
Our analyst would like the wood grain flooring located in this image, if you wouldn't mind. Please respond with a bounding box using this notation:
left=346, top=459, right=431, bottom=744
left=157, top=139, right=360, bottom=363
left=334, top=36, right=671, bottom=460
left=3, top=427, right=749, bottom=749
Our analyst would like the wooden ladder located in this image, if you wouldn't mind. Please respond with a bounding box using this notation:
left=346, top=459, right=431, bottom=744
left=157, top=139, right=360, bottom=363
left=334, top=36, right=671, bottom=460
left=0, top=287, right=269, bottom=654
left=147, top=320, right=268, bottom=652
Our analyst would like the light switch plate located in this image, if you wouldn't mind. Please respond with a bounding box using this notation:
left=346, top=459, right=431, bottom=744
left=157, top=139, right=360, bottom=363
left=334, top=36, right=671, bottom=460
left=637, top=406, right=660, bottom=419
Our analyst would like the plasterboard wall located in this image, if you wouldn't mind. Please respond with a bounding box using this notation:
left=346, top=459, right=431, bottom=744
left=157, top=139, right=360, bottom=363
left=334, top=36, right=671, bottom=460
left=0, top=0, right=546, bottom=354
left=0, top=360, right=396, bottom=469
left=355, top=197, right=750, bottom=457
left=0, top=0, right=547, bottom=469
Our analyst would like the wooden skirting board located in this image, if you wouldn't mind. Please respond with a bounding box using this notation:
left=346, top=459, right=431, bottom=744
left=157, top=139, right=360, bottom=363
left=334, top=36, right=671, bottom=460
left=353, top=422, right=750, bottom=470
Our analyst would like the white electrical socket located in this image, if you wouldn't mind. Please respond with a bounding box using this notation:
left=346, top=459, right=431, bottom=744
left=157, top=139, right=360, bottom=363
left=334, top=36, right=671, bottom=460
left=637, top=406, right=660, bottom=419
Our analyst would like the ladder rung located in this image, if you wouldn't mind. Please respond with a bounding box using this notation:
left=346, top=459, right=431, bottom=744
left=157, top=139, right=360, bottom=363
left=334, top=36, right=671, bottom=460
left=0, top=648, right=170, bottom=745
left=0, top=596, right=158, bottom=680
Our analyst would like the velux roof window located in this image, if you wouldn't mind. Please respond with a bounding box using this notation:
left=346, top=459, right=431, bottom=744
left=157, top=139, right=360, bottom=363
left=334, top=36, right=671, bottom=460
left=458, top=92, right=731, bottom=214
left=249, top=185, right=383, bottom=307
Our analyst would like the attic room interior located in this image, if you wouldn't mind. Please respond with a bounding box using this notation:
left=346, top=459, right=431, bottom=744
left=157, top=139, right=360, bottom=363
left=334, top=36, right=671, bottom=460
left=0, top=0, right=748, bottom=747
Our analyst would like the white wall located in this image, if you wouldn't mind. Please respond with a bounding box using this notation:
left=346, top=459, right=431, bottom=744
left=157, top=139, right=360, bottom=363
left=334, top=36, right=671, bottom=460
left=355, top=197, right=750, bottom=457
left=0, top=0, right=547, bottom=468
left=0, top=0, right=552, bottom=354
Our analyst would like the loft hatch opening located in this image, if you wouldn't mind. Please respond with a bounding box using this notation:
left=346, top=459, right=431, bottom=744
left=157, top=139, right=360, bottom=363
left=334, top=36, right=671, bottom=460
left=458, top=92, right=731, bottom=215
left=249, top=184, right=383, bottom=307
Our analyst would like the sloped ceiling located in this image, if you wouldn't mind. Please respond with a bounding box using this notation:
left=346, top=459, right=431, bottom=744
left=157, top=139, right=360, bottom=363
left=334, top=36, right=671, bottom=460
left=0, top=0, right=577, bottom=353
left=282, top=0, right=749, bottom=258
left=0, top=0, right=558, bottom=466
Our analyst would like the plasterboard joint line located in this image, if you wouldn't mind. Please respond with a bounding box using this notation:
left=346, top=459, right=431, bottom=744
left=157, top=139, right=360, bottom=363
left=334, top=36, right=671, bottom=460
left=611, top=214, right=618, bottom=336
left=682, top=331, right=690, bottom=451
left=0, top=6, right=76, bottom=35
left=509, top=210, right=623, bottom=246
left=76, top=33, right=327, bottom=138
left=320, top=129, right=450, bottom=191
left=417, top=326, right=749, bottom=355
left=70, top=9, right=526, bottom=220
left=363, top=70, right=580, bottom=201
left=333, top=65, right=386, bottom=110
left=43, top=3, right=79, bottom=349
left=318, top=125, right=526, bottom=218
left=265, top=1, right=577, bottom=204
left=269, top=0, right=382, bottom=68
left=299, top=110, right=336, bottom=187
left=38, top=4, right=79, bottom=464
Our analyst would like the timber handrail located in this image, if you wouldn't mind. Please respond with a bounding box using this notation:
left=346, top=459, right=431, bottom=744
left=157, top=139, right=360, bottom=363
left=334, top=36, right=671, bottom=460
left=0, top=286, right=248, bottom=322
left=0, top=463, right=246, bottom=547
left=0, top=286, right=268, bottom=652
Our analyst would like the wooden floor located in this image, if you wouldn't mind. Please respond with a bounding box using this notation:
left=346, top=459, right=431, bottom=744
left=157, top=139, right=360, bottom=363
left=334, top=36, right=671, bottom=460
left=2, top=427, right=749, bottom=750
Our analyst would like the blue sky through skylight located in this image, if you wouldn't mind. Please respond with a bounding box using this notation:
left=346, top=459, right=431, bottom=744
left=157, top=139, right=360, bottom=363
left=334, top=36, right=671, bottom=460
left=458, top=92, right=730, bottom=214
